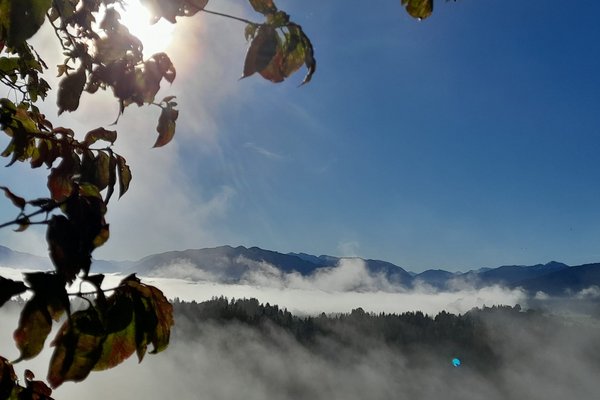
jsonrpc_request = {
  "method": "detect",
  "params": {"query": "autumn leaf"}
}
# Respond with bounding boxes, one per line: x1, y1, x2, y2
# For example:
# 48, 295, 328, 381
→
0, 356, 20, 399
120, 275, 174, 359
245, 23, 258, 41
23, 272, 70, 312
93, 151, 111, 191
242, 25, 278, 79
47, 153, 79, 202
46, 215, 83, 283
57, 67, 86, 115
0, 276, 27, 307
47, 166, 73, 202
0, 186, 25, 210
92, 224, 110, 248
248, 0, 277, 15
93, 296, 136, 371
83, 128, 117, 146
115, 155, 131, 198
13, 297, 62, 361
184, 0, 209, 16
254, 24, 316, 85
401, 0, 433, 20
23, 369, 54, 400
15, 276, 68, 360
47, 308, 105, 388
104, 153, 117, 203
153, 104, 178, 148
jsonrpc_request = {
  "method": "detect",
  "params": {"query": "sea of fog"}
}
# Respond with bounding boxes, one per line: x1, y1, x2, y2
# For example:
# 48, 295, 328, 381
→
1, 260, 529, 316
2, 262, 600, 400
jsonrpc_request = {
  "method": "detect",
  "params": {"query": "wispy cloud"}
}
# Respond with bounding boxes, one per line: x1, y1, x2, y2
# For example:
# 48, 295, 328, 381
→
244, 142, 284, 160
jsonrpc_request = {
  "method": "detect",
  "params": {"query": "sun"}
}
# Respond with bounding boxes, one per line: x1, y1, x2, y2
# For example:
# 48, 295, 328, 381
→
117, 0, 175, 57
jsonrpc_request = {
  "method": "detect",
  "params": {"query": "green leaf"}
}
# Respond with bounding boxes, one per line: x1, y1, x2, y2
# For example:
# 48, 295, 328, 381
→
13, 297, 54, 361
248, 0, 277, 15
153, 105, 178, 148
0, 57, 19, 72
47, 308, 105, 388
242, 25, 278, 79
401, 0, 433, 20
0, 186, 26, 209
0, 276, 27, 307
0, 0, 53, 48
57, 67, 86, 114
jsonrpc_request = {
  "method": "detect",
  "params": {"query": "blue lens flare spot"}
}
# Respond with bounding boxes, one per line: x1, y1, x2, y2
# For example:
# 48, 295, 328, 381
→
452, 358, 461, 367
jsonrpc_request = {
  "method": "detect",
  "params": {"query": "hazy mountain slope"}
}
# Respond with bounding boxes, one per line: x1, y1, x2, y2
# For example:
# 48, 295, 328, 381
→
516, 263, 600, 296
2, 244, 599, 295
414, 270, 457, 289
130, 245, 323, 281
477, 261, 569, 286
0, 245, 51, 270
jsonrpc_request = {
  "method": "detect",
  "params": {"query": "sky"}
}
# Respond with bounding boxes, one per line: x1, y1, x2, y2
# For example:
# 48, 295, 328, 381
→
1, 0, 600, 272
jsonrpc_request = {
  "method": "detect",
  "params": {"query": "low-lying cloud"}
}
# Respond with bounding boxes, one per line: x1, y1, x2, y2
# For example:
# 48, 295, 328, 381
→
2, 297, 599, 400
113, 258, 528, 315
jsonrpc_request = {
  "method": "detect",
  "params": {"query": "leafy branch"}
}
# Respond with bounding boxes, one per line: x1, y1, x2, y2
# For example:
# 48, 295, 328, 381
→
0, 0, 442, 397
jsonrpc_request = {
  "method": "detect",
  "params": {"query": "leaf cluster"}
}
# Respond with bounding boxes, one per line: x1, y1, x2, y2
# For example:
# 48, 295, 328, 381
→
0, 359, 54, 400
1, 273, 173, 390
242, 1, 315, 85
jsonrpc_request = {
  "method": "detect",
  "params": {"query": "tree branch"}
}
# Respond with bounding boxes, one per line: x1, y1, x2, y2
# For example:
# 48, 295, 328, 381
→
201, 8, 259, 25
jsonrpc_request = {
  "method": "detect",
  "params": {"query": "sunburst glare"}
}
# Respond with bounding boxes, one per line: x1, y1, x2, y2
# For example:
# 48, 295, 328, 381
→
118, 0, 175, 56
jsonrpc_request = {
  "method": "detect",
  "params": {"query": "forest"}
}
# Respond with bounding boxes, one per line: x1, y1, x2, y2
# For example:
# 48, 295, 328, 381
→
2, 295, 600, 399
172, 297, 598, 377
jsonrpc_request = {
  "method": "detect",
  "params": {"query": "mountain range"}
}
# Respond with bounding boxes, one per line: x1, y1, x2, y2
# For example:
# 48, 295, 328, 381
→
1, 244, 599, 296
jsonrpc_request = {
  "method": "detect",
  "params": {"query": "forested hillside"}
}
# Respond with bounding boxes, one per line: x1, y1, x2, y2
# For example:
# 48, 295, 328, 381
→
172, 297, 590, 375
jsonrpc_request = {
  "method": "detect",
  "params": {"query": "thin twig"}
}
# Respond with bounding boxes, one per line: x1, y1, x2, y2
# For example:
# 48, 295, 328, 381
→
0, 203, 59, 229
202, 8, 258, 25
71, 285, 125, 297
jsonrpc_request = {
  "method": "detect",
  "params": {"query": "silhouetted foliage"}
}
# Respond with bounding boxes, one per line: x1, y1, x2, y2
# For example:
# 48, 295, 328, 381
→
0, 0, 454, 397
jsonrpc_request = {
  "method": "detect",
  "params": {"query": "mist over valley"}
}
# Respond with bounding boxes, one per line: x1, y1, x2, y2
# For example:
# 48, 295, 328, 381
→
1, 245, 600, 399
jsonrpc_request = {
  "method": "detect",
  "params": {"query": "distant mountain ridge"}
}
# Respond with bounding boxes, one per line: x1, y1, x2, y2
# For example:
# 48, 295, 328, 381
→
1, 244, 599, 295
0, 245, 52, 270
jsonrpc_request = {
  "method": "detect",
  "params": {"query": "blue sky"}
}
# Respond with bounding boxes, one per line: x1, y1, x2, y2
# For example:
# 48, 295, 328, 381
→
1, 0, 600, 271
